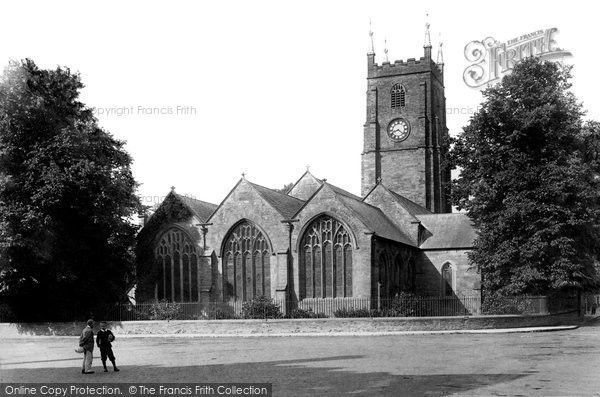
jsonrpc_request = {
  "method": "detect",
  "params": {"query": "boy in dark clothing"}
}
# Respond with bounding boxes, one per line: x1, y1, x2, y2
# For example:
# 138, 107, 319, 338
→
96, 321, 119, 372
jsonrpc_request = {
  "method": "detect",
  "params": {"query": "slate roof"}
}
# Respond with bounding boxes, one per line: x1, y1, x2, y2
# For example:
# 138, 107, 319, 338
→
387, 189, 433, 215
175, 193, 218, 222
249, 181, 306, 220
327, 183, 363, 201
339, 196, 415, 246
416, 213, 477, 249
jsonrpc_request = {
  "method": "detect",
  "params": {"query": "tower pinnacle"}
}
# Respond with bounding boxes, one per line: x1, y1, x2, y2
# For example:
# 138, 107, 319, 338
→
437, 33, 444, 74
368, 19, 375, 55
424, 13, 432, 48
384, 38, 389, 63
424, 13, 432, 59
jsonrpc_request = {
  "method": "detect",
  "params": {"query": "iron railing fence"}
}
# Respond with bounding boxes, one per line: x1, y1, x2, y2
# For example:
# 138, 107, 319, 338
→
479, 295, 579, 315
105, 300, 281, 321
583, 294, 600, 315
296, 296, 483, 317
0, 294, 583, 322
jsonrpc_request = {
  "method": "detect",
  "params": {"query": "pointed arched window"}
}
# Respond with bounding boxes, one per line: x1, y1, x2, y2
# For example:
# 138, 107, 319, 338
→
391, 84, 406, 108
441, 262, 455, 297
155, 228, 199, 302
222, 221, 271, 301
300, 215, 353, 299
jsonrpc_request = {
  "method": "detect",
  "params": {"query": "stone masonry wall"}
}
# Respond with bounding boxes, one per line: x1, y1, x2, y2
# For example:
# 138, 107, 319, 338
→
205, 179, 290, 301
290, 186, 374, 301
419, 249, 480, 297
0, 311, 580, 337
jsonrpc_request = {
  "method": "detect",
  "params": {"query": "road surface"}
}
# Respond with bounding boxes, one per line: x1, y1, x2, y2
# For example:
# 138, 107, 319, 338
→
2, 322, 599, 396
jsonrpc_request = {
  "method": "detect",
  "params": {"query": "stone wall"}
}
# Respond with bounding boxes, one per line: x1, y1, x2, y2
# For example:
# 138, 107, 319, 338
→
205, 179, 290, 301
362, 52, 448, 212
419, 249, 480, 297
0, 311, 580, 337
290, 186, 374, 301
372, 237, 418, 299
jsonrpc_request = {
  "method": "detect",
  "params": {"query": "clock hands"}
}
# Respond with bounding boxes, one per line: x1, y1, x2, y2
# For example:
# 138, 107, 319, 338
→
387, 118, 410, 141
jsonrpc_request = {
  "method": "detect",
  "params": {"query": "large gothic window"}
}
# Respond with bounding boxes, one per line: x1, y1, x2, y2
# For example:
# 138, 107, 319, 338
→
223, 222, 271, 301
155, 229, 199, 302
391, 84, 406, 108
300, 216, 353, 299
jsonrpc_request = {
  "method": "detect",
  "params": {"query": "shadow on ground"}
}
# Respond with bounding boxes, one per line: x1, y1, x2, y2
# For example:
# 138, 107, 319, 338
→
581, 316, 600, 327
1, 355, 526, 396
8, 322, 125, 336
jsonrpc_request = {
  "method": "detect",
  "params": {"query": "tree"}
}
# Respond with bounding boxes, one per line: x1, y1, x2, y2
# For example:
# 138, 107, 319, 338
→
0, 59, 141, 320
274, 182, 294, 194
450, 58, 600, 297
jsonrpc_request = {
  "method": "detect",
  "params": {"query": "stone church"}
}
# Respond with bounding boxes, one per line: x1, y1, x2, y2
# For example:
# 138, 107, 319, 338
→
135, 29, 479, 311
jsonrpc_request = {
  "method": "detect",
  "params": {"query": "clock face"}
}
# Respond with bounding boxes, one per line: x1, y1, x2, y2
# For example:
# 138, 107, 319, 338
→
387, 118, 410, 141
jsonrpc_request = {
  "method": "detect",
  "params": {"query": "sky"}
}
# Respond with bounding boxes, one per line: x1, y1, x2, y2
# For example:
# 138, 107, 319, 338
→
0, 0, 597, 210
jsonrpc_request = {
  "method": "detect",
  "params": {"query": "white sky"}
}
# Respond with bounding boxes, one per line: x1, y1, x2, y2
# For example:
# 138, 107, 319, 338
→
1, 0, 597, 208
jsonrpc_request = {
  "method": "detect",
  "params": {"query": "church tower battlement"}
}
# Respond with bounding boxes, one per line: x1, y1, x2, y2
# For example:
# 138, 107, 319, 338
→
361, 20, 450, 213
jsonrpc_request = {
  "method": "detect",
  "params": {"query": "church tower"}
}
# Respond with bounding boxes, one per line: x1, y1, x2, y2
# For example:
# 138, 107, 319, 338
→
361, 21, 451, 213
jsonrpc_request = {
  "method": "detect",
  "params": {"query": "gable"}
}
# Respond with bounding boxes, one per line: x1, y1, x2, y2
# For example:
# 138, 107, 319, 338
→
176, 194, 218, 222
204, 179, 294, 256
295, 183, 414, 246
288, 171, 323, 200
363, 184, 426, 244
208, 179, 299, 225
137, 192, 203, 245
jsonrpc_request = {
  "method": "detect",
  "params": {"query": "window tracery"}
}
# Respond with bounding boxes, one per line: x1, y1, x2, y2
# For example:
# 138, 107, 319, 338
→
300, 216, 353, 299
223, 222, 271, 301
155, 228, 199, 302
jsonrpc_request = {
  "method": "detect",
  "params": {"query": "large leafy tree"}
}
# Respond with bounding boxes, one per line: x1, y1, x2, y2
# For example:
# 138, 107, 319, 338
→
0, 59, 140, 320
450, 58, 600, 296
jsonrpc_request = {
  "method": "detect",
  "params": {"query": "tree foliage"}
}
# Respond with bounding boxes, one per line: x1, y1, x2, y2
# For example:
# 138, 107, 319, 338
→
450, 58, 600, 296
0, 59, 141, 320
274, 182, 294, 194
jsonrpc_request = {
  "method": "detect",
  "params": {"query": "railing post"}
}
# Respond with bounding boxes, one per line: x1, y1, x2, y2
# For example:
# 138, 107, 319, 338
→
540, 296, 548, 314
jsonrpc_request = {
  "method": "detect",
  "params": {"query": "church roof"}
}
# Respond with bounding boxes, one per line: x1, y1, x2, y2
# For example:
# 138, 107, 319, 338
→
327, 183, 363, 201
337, 194, 415, 246
416, 213, 476, 249
386, 188, 432, 215
289, 179, 413, 245
248, 181, 305, 220
288, 171, 363, 202
174, 193, 218, 222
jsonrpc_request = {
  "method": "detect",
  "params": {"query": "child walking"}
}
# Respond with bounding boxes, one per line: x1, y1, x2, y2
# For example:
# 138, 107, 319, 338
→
96, 321, 120, 372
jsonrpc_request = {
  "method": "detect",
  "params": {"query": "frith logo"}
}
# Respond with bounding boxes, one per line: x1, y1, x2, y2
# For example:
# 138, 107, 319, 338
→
463, 28, 572, 88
